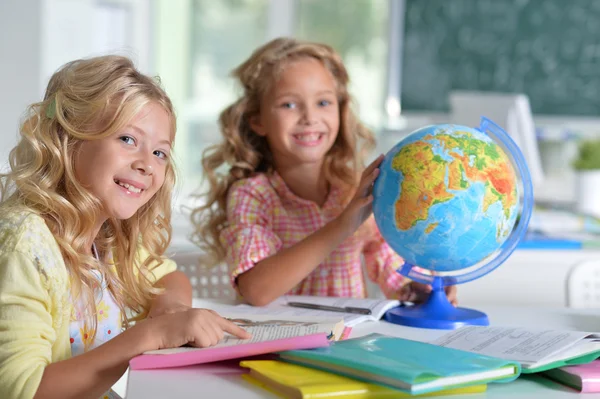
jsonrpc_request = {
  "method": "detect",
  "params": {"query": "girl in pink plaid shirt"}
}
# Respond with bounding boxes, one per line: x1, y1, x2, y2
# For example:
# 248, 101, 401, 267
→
192, 38, 457, 306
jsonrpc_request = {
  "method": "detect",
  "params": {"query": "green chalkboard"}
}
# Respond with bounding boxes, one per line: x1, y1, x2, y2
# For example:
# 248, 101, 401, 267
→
401, 0, 600, 116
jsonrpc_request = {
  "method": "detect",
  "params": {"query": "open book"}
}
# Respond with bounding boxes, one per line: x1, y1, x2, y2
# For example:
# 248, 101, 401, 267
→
432, 326, 600, 373
205, 295, 401, 328
129, 318, 345, 370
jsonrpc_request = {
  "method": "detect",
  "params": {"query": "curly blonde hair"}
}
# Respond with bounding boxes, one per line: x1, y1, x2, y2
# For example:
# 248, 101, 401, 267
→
0, 55, 177, 343
191, 37, 375, 267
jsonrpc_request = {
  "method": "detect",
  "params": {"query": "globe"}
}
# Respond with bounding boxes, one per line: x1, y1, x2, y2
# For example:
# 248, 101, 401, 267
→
373, 117, 533, 329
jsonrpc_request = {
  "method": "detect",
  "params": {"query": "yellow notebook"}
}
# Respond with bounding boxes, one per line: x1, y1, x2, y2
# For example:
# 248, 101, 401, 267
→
240, 360, 487, 398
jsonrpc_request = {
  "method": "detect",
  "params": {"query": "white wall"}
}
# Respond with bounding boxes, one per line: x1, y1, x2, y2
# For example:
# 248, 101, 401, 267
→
0, 0, 43, 167
0, 0, 151, 169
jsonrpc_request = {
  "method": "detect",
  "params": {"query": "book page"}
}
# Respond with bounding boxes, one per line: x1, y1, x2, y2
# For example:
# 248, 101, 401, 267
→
432, 326, 598, 363
280, 295, 401, 319
202, 302, 367, 326
144, 320, 341, 355
208, 296, 399, 327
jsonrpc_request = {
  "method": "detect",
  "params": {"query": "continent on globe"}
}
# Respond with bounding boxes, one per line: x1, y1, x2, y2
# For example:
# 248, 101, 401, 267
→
392, 128, 517, 238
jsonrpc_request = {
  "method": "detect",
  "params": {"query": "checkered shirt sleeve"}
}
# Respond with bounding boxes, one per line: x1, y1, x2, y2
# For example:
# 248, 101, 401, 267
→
220, 181, 282, 290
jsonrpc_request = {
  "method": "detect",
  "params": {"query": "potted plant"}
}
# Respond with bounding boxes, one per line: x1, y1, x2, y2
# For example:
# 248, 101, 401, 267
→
573, 140, 600, 217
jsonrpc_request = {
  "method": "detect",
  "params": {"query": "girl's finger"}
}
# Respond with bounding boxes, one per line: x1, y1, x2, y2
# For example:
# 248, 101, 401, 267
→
191, 325, 215, 348
220, 318, 252, 339
367, 167, 380, 184
407, 292, 420, 303
208, 322, 225, 344
364, 154, 384, 175
350, 194, 373, 212
398, 283, 412, 301
357, 168, 380, 197
201, 322, 221, 346
445, 285, 458, 303
411, 281, 432, 293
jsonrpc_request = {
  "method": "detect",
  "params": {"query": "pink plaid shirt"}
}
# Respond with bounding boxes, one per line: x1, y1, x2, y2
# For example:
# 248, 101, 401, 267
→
220, 172, 406, 298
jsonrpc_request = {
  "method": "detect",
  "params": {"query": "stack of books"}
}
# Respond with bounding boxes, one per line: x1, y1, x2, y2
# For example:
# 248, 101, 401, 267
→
241, 359, 488, 398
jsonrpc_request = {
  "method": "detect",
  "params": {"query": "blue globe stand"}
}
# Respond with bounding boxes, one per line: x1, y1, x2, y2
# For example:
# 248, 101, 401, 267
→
384, 276, 489, 329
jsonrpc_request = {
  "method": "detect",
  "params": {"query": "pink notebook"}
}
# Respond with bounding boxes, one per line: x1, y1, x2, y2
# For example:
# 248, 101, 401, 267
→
130, 333, 330, 370
544, 361, 600, 393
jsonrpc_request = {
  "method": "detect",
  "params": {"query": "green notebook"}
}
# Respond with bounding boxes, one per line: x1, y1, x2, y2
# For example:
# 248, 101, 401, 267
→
432, 326, 600, 373
279, 333, 520, 396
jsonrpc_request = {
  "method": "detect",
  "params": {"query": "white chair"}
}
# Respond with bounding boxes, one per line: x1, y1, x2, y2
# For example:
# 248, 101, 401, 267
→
172, 252, 387, 300
566, 260, 600, 308
170, 251, 236, 300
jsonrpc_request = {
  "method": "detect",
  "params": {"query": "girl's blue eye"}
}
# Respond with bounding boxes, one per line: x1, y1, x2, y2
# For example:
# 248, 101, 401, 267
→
120, 136, 135, 145
154, 150, 168, 160
319, 100, 332, 107
282, 102, 296, 109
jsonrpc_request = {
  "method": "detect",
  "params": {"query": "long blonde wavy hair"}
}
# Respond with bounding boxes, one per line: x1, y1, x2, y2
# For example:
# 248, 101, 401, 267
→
191, 37, 375, 267
0, 55, 177, 342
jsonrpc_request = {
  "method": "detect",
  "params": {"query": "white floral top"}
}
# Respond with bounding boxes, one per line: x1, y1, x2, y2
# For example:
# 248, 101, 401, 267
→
70, 265, 123, 399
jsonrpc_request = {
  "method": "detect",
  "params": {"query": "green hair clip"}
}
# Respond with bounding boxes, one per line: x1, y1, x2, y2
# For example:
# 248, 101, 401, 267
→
45, 97, 56, 119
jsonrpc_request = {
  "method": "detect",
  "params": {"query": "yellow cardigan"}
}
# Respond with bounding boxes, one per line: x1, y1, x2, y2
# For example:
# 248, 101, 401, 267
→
0, 209, 176, 399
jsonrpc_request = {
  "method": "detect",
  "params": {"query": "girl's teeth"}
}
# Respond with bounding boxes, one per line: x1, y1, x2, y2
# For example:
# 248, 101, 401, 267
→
295, 133, 321, 141
116, 180, 142, 193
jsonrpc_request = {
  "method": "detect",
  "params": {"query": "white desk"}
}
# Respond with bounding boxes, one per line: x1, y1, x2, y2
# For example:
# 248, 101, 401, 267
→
126, 302, 600, 398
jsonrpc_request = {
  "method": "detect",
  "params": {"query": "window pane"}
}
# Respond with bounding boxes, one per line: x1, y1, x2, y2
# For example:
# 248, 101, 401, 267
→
185, 0, 268, 185
295, 0, 388, 130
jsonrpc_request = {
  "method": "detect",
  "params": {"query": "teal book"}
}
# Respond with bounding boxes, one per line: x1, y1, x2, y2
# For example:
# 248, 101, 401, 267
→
278, 333, 520, 396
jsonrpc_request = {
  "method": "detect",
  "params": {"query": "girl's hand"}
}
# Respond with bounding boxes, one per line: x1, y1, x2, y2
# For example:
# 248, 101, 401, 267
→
336, 154, 384, 234
398, 281, 458, 306
143, 308, 252, 350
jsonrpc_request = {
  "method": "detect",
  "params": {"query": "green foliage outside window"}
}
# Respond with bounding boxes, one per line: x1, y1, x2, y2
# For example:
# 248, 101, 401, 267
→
573, 140, 600, 170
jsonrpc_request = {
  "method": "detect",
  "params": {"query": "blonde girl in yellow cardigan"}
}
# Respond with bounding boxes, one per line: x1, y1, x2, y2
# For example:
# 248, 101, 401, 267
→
0, 55, 249, 399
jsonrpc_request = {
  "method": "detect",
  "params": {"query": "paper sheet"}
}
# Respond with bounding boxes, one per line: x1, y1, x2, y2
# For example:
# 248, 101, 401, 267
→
432, 326, 600, 363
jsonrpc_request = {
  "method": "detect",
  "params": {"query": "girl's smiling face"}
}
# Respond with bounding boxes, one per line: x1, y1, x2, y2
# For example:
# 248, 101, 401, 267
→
74, 102, 172, 221
250, 57, 340, 169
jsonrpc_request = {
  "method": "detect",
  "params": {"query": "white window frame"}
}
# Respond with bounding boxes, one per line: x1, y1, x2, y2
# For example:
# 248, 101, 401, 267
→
383, 0, 406, 130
